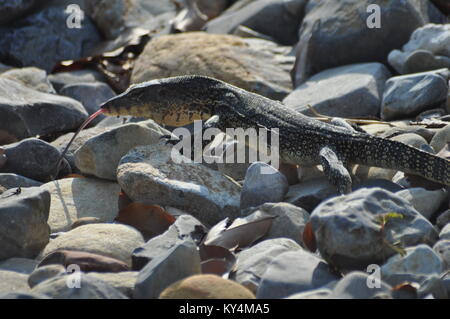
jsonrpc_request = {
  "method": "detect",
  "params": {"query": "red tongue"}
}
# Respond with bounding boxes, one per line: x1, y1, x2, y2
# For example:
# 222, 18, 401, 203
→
53, 108, 106, 180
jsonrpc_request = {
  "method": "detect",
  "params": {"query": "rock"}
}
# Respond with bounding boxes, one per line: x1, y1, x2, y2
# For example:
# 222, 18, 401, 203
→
205, 0, 307, 45
0, 6, 101, 72
85, 0, 176, 39
256, 249, 339, 298
51, 126, 111, 172
41, 177, 121, 233
352, 179, 404, 193
134, 238, 201, 299
159, 274, 255, 299
433, 240, 450, 271
245, 203, 309, 246
31, 274, 128, 299
388, 24, 450, 74
38, 224, 144, 267
284, 178, 336, 212
230, 238, 302, 293
74, 120, 171, 180
284, 63, 391, 118
0, 187, 50, 261
132, 215, 207, 270
287, 287, 333, 299
1, 67, 55, 93
310, 188, 438, 270
293, 0, 444, 85
240, 162, 289, 210
395, 188, 448, 220
1, 138, 70, 182
59, 82, 115, 124
328, 272, 392, 299
381, 70, 449, 120
390, 133, 431, 150
0, 258, 38, 274
0, 292, 48, 299
70, 217, 103, 230
48, 69, 107, 93
381, 126, 436, 143
0, 78, 88, 145
436, 209, 450, 230
88, 271, 138, 298
131, 32, 294, 100
440, 224, 450, 240
38, 250, 129, 273
0, 270, 30, 295
117, 143, 242, 226
380, 244, 444, 286
430, 124, 450, 153
28, 265, 66, 288
0, 173, 42, 189
0, 1, 42, 24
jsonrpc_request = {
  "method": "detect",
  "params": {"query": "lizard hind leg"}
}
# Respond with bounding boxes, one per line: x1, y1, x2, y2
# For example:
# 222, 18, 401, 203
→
319, 146, 353, 195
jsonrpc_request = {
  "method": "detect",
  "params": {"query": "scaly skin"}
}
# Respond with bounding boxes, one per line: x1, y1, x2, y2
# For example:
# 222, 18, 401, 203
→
100, 75, 450, 191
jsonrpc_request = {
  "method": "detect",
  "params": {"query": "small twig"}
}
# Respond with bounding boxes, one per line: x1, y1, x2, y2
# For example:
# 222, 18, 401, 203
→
306, 104, 395, 126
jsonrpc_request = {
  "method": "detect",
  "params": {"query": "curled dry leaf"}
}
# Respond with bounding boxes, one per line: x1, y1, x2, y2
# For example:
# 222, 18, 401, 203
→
199, 244, 236, 278
203, 214, 275, 250
38, 250, 129, 273
115, 202, 176, 240
302, 221, 317, 252
118, 191, 133, 211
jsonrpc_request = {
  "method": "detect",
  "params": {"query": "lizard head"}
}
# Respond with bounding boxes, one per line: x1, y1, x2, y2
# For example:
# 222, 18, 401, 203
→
100, 75, 228, 126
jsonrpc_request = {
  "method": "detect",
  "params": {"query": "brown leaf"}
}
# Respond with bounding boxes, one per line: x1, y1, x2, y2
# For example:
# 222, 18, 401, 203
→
199, 244, 236, 277
38, 250, 129, 273
118, 191, 133, 211
302, 221, 317, 252
203, 215, 275, 250
62, 174, 85, 179
115, 202, 175, 240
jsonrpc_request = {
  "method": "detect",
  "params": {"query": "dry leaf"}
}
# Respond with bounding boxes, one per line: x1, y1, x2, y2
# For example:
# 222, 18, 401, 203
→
118, 191, 133, 211
302, 222, 317, 252
115, 202, 175, 240
199, 244, 236, 277
62, 174, 85, 179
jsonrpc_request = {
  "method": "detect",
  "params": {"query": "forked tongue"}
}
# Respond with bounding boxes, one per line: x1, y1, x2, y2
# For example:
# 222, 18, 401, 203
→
53, 108, 106, 180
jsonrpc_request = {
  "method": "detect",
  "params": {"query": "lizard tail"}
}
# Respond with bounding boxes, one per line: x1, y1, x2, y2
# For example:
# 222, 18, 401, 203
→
354, 135, 450, 186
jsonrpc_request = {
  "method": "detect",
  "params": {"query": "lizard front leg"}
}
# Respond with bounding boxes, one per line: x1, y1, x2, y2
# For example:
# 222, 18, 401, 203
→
319, 146, 353, 194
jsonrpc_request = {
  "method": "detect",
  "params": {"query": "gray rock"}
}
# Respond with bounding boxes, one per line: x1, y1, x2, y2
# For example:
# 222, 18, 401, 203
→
0, 0, 41, 25
31, 273, 128, 299
0, 6, 101, 72
352, 179, 404, 193
328, 272, 392, 299
430, 124, 450, 153
88, 271, 138, 298
240, 162, 289, 210
0, 173, 42, 190
395, 188, 448, 220
433, 240, 450, 271
132, 215, 207, 270
205, 0, 307, 45
0, 187, 50, 261
256, 249, 339, 298
133, 238, 201, 299
1, 138, 70, 182
381, 70, 448, 120
0, 78, 88, 145
440, 224, 450, 240
310, 188, 439, 270
0, 270, 30, 295
436, 209, 450, 230
380, 244, 444, 286
59, 82, 115, 124
284, 63, 391, 118
0, 292, 49, 299
131, 32, 294, 100
245, 203, 309, 246
388, 24, 450, 74
75, 121, 171, 180
417, 275, 448, 299
230, 238, 302, 293
48, 69, 107, 92
284, 178, 336, 212
28, 265, 66, 288
0, 258, 38, 275
1, 67, 55, 93
41, 177, 121, 233
117, 143, 242, 226
293, 0, 444, 85
38, 224, 144, 268
286, 287, 333, 299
